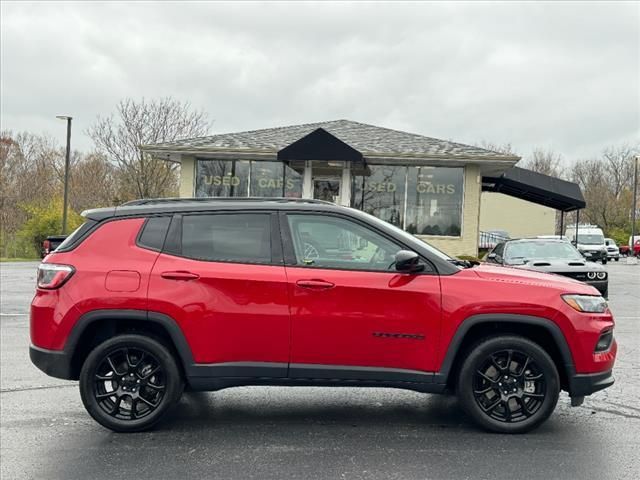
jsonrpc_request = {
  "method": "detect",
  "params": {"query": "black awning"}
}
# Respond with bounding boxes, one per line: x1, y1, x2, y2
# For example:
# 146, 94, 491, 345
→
277, 127, 364, 163
482, 167, 586, 212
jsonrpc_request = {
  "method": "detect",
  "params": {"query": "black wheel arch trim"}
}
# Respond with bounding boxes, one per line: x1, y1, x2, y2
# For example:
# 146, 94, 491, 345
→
61, 309, 196, 377
433, 313, 576, 385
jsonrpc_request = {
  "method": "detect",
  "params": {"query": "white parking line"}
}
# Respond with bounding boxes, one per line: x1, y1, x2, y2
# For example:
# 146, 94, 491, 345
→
0, 313, 28, 316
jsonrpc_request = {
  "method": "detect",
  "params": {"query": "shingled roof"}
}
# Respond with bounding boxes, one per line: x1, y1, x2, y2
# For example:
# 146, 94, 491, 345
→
141, 119, 520, 162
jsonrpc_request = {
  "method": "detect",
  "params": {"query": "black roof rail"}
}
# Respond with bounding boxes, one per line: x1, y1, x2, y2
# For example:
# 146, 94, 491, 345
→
121, 197, 334, 206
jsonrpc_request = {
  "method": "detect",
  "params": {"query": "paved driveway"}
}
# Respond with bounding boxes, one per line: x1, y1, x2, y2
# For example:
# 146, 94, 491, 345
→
1, 260, 639, 479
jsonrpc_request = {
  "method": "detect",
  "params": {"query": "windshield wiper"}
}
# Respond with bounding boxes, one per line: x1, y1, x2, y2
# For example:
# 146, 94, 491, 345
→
448, 258, 478, 268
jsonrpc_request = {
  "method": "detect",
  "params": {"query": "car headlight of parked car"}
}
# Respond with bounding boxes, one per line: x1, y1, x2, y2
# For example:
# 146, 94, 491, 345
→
562, 294, 608, 313
587, 272, 596, 280
596, 272, 607, 280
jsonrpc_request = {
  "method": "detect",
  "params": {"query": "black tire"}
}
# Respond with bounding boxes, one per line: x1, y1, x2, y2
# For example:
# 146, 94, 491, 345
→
614, 257, 619, 262
602, 258, 607, 264
79, 334, 184, 432
456, 335, 560, 434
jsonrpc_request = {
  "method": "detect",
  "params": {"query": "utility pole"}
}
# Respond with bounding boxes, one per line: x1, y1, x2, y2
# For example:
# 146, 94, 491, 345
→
56, 116, 72, 234
631, 155, 639, 261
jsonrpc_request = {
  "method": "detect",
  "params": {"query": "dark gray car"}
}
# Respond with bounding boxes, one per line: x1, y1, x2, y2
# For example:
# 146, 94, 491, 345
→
486, 238, 608, 297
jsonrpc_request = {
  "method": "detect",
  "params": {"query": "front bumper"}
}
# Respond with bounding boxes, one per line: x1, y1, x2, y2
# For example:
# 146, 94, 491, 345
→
581, 250, 606, 261
586, 279, 608, 297
30, 344, 75, 380
568, 370, 614, 397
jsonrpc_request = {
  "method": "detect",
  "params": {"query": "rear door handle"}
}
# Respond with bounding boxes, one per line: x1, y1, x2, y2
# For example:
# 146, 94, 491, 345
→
296, 279, 335, 290
161, 271, 200, 281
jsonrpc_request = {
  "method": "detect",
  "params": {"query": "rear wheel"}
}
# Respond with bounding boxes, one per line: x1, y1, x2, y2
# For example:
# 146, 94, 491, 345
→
79, 334, 183, 432
457, 335, 559, 434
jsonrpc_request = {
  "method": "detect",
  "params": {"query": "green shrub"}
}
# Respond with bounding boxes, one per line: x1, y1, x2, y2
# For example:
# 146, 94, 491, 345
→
16, 199, 83, 257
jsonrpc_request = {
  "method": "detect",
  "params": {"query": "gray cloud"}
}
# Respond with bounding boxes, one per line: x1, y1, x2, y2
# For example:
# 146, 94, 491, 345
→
1, 1, 638, 161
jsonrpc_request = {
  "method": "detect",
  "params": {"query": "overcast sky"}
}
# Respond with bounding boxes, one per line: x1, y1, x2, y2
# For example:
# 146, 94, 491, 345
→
1, 1, 638, 162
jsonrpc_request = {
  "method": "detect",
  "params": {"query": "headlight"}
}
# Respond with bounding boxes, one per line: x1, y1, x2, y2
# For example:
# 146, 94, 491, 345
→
562, 294, 608, 313
596, 271, 607, 280
587, 272, 596, 280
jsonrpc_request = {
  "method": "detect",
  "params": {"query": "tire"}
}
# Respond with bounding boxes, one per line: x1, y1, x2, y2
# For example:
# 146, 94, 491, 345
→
614, 257, 619, 262
602, 258, 607, 265
456, 335, 560, 434
79, 334, 184, 432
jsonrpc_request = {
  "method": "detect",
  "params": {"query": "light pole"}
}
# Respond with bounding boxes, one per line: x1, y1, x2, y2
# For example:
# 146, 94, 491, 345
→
56, 115, 72, 234
631, 155, 639, 258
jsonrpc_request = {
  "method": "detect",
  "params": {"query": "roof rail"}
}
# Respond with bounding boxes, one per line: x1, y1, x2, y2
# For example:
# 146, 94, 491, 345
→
121, 197, 334, 206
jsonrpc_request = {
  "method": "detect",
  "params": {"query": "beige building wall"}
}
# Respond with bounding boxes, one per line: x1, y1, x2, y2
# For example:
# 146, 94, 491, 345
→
179, 156, 196, 198
479, 192, 556, 239
418, 165, 481, 257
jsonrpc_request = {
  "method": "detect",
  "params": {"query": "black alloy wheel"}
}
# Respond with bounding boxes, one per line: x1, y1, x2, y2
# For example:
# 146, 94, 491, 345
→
80, 334, 183, 432
472, 349, 546, 423
457, 335, 560, 434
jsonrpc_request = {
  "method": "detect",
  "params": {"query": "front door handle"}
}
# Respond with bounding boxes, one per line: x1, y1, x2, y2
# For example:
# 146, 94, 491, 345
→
161, 271, 200, 281
296, 279, 335, 290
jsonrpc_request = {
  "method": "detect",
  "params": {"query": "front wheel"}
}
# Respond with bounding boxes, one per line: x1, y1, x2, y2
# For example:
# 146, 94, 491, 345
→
457, 335, 560, 434
79, 334, 184, 432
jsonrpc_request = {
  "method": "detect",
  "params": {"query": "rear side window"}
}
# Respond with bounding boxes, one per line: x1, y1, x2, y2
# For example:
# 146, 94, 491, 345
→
138, 216, 171, 251
56, 220, 98, 252
181, 213, 272, 263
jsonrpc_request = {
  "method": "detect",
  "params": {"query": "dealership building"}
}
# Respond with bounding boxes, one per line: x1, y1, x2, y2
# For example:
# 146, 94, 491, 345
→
142, 119, 584, 256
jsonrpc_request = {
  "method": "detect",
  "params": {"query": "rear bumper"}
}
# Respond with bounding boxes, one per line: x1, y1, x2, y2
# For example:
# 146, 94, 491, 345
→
568, 370, 614, 397
29, 344, 74, 380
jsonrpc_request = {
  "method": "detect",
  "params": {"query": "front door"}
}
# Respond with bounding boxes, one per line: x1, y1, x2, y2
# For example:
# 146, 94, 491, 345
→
281, 212, 442, 380
147, 212, 290, 376
313, 178, 341, 203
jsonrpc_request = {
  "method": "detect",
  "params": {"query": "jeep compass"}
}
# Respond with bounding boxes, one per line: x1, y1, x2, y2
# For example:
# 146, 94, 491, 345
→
30, 198, 616, 433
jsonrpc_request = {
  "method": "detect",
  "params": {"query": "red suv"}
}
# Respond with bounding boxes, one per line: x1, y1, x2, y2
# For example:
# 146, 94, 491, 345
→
30, 198, 616, 433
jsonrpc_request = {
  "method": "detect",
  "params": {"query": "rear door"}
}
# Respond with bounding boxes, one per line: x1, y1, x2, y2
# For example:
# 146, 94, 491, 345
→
280, 212, 442, 380
148, 211, 290, 376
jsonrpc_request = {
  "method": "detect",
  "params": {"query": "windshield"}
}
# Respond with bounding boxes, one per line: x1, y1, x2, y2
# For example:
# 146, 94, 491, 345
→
577, 234, 604, 245
504, 241, 583, 263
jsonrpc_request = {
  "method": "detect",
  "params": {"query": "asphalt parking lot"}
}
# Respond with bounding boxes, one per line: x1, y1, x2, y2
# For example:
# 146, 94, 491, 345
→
1, 260, 639, 480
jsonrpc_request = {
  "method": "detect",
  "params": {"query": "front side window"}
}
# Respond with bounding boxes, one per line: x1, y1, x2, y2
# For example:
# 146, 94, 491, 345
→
286, 214, 402, 271
181, 213, 272, 263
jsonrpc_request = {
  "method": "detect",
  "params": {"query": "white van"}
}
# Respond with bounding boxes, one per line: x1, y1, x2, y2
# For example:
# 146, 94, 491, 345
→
565, 224, 608, 263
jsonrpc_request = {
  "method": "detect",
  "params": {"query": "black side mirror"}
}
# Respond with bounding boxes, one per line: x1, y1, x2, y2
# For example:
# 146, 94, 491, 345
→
486, 252, 502, 264
395, 250, 424, 273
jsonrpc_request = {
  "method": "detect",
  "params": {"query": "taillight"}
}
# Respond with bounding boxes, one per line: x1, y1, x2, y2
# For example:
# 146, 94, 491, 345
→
37, 263, 75, 289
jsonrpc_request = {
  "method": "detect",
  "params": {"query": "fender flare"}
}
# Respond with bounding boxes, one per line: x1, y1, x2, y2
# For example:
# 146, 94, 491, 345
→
65, 309, 195, 372
433, 313, 576, 384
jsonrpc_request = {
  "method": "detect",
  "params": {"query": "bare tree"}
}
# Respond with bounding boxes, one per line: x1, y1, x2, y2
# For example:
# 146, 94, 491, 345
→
87, 97, 211, 199
601, 143, 638, 199
475, 140, 517, 156
519, 148, 564, 177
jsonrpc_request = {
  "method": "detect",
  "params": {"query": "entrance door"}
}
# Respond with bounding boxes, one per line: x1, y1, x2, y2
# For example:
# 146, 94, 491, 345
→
313, 178, 341, 203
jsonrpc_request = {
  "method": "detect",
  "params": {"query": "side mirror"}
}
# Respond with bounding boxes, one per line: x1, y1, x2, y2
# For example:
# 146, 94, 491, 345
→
395, 250, 425, 273
486, 252, 502, 264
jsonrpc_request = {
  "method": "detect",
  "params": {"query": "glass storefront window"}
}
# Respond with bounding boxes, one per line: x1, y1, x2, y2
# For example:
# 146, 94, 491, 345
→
196, 159, 302, 198
196, 159, 238, 197
351, 165, 406, 228
196, 159, 463, 237
405, 167, 463, 236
